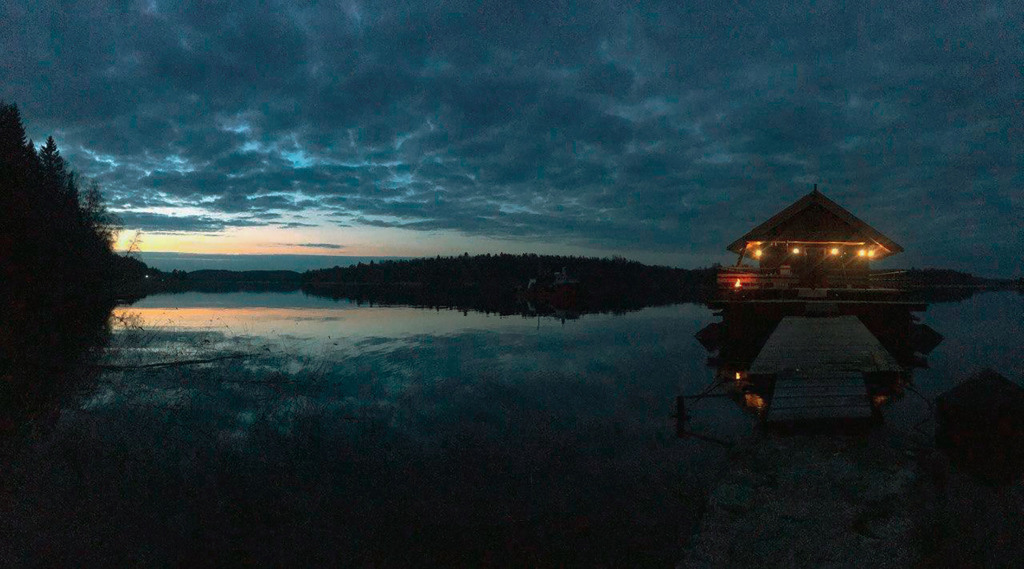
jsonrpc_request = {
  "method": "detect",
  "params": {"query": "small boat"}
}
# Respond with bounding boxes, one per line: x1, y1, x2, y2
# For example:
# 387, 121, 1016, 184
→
521, 267, 579, 309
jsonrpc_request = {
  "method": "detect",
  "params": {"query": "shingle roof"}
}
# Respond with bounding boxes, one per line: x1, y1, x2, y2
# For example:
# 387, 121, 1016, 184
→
727, 188, 904, 256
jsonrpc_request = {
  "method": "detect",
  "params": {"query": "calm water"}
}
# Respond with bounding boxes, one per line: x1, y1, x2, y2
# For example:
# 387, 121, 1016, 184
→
910, 292, 1024, 395
7, 291, 1022, 566
99, 292, 744, 566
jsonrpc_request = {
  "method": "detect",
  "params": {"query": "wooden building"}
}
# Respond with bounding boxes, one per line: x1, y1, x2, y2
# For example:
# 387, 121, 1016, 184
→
719, 187, 903, 291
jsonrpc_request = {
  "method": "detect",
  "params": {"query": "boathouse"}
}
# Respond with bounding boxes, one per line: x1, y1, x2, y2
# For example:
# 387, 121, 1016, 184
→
720, 187, 903, 290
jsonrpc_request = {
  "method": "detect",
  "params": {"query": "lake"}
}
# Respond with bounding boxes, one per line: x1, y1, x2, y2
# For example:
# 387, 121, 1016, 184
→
3, 291, 1021, 566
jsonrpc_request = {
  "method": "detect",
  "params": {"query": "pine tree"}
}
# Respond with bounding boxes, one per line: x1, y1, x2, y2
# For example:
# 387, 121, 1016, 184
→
2, 99, 129, 286
0, 103, 41, 270
40, 135, 82, 203
2, 100, 143, 422
38, 136, 67, 188
0, 103, 41, 196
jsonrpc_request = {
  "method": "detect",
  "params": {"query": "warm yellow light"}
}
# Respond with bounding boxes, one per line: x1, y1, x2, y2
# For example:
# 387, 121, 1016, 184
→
734, 279, 742, 289
735, 372, 742, 380
830, 247, 840, 255
754, 249, 763, 258
858, 249, 866, 257
792, 247, 800, 254
744, 393, 766, 411
867, 250, 876, 258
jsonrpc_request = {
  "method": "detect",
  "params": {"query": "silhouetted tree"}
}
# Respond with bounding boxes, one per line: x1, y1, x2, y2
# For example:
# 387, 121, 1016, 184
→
1, 101, 147, 427
82, 179, 119, 246
38, 137, 69, 192
303, 254, 717, 314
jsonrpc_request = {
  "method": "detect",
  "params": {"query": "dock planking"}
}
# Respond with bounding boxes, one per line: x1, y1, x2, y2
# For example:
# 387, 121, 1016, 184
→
749, 316, 901, 423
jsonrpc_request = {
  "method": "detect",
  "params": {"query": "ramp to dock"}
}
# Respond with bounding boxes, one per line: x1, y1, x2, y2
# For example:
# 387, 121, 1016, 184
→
749, 315, 902, 422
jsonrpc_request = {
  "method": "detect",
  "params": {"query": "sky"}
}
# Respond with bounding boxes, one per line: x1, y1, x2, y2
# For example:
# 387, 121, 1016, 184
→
2, 1, 1021, 276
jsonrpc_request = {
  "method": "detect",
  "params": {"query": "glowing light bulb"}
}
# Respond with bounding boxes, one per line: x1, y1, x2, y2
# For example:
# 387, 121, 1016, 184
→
792, 247, 800, 254
744, 393, 766, 411
858, 249, 866, 257
754, 249, 763, 258
867, 250, 876, 258
830, 248, 839, 255
734, 279, 742, 289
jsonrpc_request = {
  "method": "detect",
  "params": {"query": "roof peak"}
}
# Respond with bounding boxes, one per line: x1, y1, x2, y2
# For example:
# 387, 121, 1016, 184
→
726, 187, 904, 255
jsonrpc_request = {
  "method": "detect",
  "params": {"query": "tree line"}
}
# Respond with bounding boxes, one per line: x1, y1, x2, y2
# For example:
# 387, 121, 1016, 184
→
136, 255, 720, 314
304, 253, 718, 313
1, 101, 145, 428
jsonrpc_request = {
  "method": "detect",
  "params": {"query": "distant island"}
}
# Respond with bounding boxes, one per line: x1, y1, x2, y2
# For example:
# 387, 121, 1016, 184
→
894, 269, 1023, 302
122, 254, 718, 316
117, 255, 1022, 314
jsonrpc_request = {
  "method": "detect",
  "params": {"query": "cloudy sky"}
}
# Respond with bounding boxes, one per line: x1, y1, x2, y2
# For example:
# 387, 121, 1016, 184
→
3, 1, 1021, 275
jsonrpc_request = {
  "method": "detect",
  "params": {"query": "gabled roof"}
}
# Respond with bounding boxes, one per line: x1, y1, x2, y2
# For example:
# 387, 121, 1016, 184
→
727, 188, 904, 256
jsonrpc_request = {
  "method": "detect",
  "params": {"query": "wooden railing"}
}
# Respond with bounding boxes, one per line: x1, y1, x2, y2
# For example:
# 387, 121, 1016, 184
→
717, 267, 906, 291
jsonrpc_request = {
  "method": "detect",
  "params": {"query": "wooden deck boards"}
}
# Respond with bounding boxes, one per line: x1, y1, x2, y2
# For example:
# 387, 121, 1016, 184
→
768, 405, 874, 421
750, 316, 901, 375
749, 316, 900, 423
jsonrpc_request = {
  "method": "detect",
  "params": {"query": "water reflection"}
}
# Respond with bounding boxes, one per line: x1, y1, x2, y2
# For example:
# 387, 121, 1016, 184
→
119, 299, 565, 345
692, 289, 1024, 488
0, 293, 114, 434
695, 299, 944, 424
6, 293, 734, 567
2, 291, 1021, 566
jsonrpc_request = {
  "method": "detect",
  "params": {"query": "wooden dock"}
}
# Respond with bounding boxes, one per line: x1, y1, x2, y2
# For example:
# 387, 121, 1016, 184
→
749, 315, 902, 423
709, 299, 928, 311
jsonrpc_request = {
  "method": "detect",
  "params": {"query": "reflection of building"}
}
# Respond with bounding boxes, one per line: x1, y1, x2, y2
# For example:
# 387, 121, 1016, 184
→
718, 186, 904, 294
521, 267, 579, 311
697, 303, 942, 424
695, 186, 942, 425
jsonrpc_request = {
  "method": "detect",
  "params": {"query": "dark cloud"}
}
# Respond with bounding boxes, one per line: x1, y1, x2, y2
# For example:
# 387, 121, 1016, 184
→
117, 212, 267, 233
275, 221, 321, 229
2, 0, 1021, 275
289, 243, 344, 250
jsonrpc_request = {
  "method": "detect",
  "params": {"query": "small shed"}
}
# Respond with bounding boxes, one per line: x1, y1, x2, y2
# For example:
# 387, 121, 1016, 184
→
936, 369, 1024, 483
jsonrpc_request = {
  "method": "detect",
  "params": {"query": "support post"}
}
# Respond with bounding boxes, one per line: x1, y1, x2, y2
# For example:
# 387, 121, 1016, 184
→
735, 244, 746, 267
